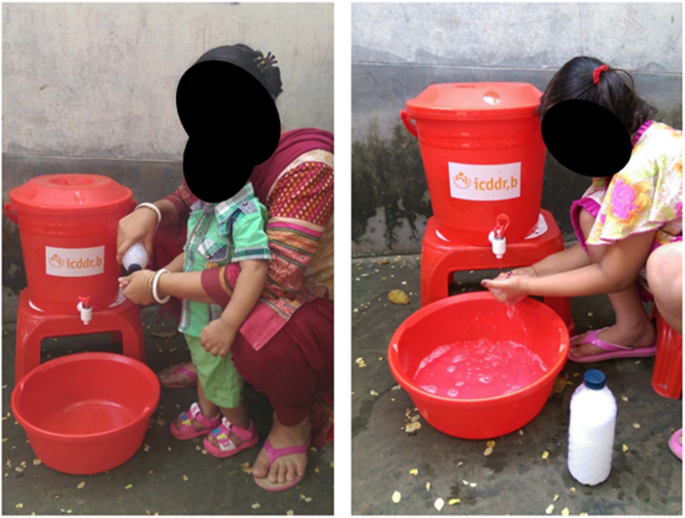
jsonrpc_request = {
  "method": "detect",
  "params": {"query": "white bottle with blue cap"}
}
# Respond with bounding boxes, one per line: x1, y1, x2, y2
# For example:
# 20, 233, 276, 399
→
122, 242, 149, 273
568, 369, 617, 485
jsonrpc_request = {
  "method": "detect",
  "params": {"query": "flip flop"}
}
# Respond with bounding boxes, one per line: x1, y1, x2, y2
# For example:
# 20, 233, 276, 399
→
669, 429, 682, 460
253, 438, 311, 492
203, 417, 259, 459
170, 402, 221, 440
158, 363, 198, 389
567, 327, 657, 364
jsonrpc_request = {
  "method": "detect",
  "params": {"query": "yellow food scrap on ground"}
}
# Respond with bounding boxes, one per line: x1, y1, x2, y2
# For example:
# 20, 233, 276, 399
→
392, 491, 401, 504
125, 484, 133, 490
330, 462, 334, 468
16, 504, 23, 509
286, 511, 294, 516
470, 483, 477, 488
426, 482, 431, 491
77, 481, 85, 489
633, 423, 640, 429
486, 440, 496, 448
484, 447, 494, 456
304, 497, 313, 503
621, 396, 628, 402
315, 467, 320, 473
156, 419, 165, 427
569, 487, 576, 493
542, 451, 550, 459
183, 475, 189, 481
554, 495, 559, 502
449, 499, 461, 505
519, 430, 524, 436
456, 461, 464, 468
622, 444, 629, 452
562, 507, 570, 516
370, 390, 379, 397
409, 469, 418, 476
434, 498, 445, 512
388, 290, 410, 305
579, 513, 589, 516
545, 504, 554, 514
251, 503, 261, 509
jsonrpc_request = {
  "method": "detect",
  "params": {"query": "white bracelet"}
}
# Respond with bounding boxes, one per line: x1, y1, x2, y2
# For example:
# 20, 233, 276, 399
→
135, 202, 162, 226
152, 269, 171, 304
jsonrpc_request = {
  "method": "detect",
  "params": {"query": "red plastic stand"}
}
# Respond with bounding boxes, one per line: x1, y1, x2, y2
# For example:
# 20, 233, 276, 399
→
14, 289, 145, 386
651, 311, 682, 399
421, 209, 576, 335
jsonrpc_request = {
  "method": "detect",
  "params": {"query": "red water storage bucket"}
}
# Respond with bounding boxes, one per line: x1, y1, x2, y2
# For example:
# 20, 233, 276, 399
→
401, 82, 546, 246
6, 174, 134, 313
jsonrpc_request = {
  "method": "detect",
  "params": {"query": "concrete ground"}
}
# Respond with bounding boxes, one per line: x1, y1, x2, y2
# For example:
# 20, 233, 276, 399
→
2, 309, 333, 515
352, 255, 682, 515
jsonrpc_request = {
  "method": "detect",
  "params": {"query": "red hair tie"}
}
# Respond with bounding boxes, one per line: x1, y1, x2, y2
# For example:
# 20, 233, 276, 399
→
593, 64, 609, 85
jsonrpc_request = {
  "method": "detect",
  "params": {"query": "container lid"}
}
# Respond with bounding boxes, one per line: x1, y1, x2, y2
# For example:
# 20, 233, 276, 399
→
584, 369, 606, 390
405, 82, 543, 121
9, 174, 133, 215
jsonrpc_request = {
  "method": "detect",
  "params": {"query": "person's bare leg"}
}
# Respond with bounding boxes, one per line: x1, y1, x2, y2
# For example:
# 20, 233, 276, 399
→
570, 209, 655, 358
159, 362, 197, 386
173, 380, 219, 432
647, 242, 682, 334
252, 413, 311, 484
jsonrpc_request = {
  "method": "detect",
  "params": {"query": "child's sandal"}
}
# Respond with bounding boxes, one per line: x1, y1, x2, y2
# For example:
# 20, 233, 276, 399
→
203, 417, 259, 458
170, 402, 222, 440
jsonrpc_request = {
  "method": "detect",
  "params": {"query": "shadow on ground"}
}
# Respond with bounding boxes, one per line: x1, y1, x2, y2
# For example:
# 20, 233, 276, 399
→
352, 255, 682, 515
2, 309, 333, 515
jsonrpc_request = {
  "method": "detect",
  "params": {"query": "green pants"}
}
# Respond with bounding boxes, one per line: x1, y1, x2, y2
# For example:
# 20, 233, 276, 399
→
185, 334, 244, 409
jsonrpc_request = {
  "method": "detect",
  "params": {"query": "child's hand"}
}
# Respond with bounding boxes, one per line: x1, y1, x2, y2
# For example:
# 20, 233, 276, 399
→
481, 276, 527, 304
494, 266, 537, 281
200, 319, 237, 358
118, 270, 155, 305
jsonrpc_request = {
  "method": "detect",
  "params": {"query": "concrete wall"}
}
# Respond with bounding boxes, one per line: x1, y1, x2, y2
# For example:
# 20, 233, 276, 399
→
2, 3, 333, 321
352, 3, 682, 256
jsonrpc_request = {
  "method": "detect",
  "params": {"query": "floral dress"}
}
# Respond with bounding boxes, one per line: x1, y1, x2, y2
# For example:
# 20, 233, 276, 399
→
570, 121, 682, 293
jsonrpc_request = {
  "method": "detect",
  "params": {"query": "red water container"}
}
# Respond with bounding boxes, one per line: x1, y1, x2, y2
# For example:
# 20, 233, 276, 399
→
12, 353, 159, 475
401, 82, 546, 245
6, 175, 134, 313
388, 292, 570, 439
651, 312, 682, 399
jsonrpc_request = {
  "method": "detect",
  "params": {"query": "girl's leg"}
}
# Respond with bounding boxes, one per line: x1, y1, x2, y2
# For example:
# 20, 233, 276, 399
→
570, 209, 656, 358
647, 242, 683, 334
204, 401, 252, 448
232, 298, 333, 485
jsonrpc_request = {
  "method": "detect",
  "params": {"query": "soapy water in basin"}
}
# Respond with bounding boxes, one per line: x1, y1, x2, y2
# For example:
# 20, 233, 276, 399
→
413, 338, 548, 399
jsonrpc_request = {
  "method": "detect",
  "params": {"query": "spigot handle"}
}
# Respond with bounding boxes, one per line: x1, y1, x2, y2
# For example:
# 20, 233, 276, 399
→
78, 295, 91, 309
494, 214, 510, 238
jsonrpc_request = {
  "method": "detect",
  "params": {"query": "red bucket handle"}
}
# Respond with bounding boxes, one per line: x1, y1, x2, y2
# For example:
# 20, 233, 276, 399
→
400, 109, 418, 138
4, 202, 18, 224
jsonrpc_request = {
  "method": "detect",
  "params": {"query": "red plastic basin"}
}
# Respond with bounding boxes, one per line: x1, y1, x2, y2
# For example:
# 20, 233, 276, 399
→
12, 353, 160, 475
388, 292, 569, 439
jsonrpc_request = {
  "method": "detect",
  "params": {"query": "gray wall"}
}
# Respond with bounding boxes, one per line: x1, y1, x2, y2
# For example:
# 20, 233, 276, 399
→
352, 3, 682, 256
2, 3, 333, 320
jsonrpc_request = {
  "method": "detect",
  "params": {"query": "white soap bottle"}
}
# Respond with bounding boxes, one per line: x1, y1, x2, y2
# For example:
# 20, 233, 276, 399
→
568, 369, 617, 486
123, 242, 149, 273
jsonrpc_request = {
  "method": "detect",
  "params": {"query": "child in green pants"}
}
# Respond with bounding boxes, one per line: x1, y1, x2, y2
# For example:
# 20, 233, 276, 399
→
167, 182, 269, 458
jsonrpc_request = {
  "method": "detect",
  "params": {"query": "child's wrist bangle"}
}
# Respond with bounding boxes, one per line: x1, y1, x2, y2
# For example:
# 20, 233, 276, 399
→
152, 269, 171, 304
145, 272, 155, 300
530, 265, 539, 277
136, 203, 162, 226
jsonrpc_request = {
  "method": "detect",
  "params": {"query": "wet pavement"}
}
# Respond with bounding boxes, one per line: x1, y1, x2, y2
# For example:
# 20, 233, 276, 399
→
2, 308, 333, 515
352, 254, 682, 515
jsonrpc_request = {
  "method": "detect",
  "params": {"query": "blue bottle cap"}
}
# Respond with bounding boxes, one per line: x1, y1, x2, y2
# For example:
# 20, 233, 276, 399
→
584, 369, 606, 390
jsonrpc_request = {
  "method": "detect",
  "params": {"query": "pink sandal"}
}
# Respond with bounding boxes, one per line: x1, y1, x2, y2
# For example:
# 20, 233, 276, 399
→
254, 438, 311, 492
170, 403, 221, 440
669, 429, 682, 460
158, 364, 198, 389
567, 328, 657, 363
203, 417, 259, 458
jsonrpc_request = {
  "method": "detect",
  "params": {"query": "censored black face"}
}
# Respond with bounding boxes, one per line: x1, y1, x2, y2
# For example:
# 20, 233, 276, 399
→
176, 60, 281, 203
541, 99, 632, 178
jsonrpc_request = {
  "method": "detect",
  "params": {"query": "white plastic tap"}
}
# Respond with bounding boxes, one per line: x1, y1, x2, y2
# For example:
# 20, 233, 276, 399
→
77, 296, 92, 326
489, 214, 510, 259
